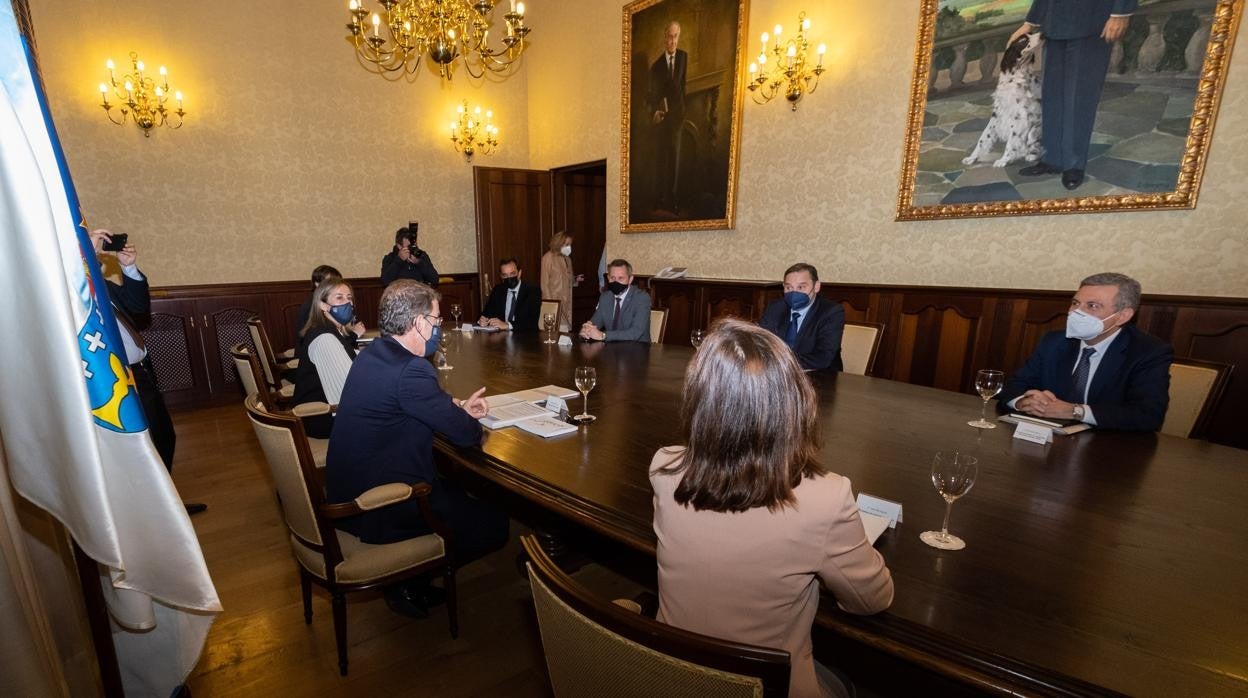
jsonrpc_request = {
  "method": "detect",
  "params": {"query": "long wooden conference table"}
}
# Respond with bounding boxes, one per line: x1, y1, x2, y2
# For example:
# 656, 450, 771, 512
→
427, 330, 1248, 697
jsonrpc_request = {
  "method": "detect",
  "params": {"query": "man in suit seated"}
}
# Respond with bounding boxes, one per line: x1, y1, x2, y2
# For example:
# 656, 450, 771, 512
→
997, 272, 1172, 431
478, 257, 541, 332
326, 280, 509, 616
760, 263, 845, 373
580, 259, 652, 343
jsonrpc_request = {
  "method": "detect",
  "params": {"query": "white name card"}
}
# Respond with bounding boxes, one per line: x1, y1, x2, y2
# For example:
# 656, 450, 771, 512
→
544, 395, 567, 414
557, 335, 573, 346
856, 493, 903, 529
1013, 421, 1053, 445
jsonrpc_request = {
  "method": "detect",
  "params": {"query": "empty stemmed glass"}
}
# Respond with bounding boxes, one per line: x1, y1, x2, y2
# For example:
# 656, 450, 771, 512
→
968, 369, 1005, 429
920, 450, 978, 551
450, 303, 462, 330
542, 313, 557, 344
690, 329, 705, 349
573, 366, 597, 423
435, 329, 453, 370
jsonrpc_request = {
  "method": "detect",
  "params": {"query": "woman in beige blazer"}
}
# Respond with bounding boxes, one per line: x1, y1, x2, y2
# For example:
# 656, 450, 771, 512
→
539, 231, 580, 330
650, 318, 894, 698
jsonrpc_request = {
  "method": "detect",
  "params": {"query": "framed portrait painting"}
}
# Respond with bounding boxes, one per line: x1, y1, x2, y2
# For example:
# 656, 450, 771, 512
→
621, 0, 748, 232
897, 0, 1243, 220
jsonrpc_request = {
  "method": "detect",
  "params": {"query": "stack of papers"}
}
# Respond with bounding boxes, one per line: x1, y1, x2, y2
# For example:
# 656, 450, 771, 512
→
998, 413, 1092, 435
479, 385, 581, 437
484, 385, 579, 409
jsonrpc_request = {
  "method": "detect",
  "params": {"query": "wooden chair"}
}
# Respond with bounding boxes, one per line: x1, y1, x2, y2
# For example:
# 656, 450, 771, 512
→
649, 308, 669, 344
1161, 357, 1233, 439
247, 316, 297, 400
521, 535, 790, 698
244, 394, 458, 675
233, 344, 331, 467
841, 321, 885, 376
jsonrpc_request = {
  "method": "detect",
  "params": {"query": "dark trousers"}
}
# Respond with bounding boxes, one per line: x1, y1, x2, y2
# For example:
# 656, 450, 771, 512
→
1041, 35, 1113, 171
374, 477, 510, 567
131, 358, 176, 472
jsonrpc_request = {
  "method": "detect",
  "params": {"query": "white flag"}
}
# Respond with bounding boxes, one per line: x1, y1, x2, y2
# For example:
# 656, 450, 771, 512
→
0, 7, 221, 696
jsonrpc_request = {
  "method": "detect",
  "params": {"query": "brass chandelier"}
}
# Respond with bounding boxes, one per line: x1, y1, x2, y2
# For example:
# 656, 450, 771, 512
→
98, 52, 186, 137
747, 11, 826, 111
450, 100, 499, 161
346, 0, 531, 80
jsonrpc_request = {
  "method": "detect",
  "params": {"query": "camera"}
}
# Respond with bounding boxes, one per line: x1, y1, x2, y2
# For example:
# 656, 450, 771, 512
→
101, 233, 129, 252
405, 221, 423, 258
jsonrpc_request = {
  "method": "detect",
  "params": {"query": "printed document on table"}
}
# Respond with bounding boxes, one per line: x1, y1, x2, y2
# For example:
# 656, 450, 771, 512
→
479, 401, 551, 429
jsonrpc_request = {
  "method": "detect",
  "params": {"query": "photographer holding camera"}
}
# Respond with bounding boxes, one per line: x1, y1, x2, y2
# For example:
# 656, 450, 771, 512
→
380, 223, 440, 287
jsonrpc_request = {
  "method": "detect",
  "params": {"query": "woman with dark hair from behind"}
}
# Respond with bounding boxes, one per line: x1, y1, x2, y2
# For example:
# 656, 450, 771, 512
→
650, 318, 894, 698
292, 278, 365, 438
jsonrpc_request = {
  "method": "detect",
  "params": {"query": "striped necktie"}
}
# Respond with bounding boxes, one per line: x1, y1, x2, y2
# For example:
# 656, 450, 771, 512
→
1072, 347, 1096, 402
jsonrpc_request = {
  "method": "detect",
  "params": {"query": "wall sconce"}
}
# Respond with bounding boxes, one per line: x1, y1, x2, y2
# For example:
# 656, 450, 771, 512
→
449, 100, 499, 161
98, 52, 186, 137
747, 11, 826, 111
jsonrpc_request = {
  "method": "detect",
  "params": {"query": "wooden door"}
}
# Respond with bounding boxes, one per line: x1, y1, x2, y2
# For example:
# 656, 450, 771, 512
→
473, 166, 552, 300
553, 161, 607, 325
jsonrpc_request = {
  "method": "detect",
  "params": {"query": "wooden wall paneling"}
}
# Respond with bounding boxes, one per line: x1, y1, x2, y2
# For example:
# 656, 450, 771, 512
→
141, 299, 210, 409
199, 295, 268, 400
1167, 305, 1248, 450
890, 294, 989, 392
552, 162, 607, 327
650, 280, 698, 345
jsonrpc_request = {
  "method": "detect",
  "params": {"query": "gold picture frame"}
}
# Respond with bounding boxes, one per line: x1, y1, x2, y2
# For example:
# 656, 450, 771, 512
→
897, 0, 1243, 221
620, 0, 748, 233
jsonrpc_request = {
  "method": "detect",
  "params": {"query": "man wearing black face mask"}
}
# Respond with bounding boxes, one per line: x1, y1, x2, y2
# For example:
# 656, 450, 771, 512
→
759, 263, 845, 373
581, 259, 652, 343
478, 257, 541, 332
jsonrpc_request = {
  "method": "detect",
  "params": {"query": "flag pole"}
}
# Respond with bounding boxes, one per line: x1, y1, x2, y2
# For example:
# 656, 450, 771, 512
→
71, 540, 125, 698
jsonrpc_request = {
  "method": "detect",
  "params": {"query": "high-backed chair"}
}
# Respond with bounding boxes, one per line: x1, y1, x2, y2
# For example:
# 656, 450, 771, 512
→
244, 395, 457, 675
233, 343, 330, 467
248, 317, 297, 399
841, 321, 885, 376
540, 299, 563, 331
522, 535, 790, 698
649, 308, 669, 344
1161, 357, 1233, 439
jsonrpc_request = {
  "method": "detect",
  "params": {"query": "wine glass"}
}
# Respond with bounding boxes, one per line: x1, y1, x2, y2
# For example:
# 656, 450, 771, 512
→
690, 329, 705, 349
435, 330, 453, 371
450, 303, 462, 330
967, 369, 1005, 429
920, 451, 978, 551
542, 313, 557, 344
573, 366, 597, 423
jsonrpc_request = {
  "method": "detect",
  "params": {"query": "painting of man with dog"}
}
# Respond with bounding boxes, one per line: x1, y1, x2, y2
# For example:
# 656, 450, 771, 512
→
898, 0, 1240, 219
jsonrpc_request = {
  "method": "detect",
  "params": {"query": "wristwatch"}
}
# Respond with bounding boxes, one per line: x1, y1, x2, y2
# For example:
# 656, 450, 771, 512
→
1072, 404, 1086, 421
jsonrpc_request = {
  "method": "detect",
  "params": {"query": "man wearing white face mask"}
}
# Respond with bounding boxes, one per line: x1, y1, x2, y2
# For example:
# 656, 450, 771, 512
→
997, 272, 1172, 431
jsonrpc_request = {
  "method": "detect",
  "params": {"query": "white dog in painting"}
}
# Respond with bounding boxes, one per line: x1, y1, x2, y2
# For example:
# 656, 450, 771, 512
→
962, 32, 1045, 168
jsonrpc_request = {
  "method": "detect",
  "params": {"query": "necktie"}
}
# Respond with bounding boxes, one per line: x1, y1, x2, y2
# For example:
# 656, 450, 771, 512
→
668, 55, 674, 76
1072, 347, 1096, 403
505, 289, 516, 323
784, 311, 800, 347
612, 296, 623, 331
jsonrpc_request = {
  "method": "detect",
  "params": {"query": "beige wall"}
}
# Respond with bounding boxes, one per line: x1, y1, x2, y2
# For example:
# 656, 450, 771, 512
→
27, 1, 1248, 296
526, 0, 1248, 297
27, 0, 532, 285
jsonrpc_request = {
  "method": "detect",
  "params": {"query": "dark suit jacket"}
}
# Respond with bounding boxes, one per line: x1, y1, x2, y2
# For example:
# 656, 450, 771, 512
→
107, 272, 150, 318
648, 49, 687, 125
1026, 0, 1137, 40
996, 324, 1172, 432
588, 287, 652, 343
759, 296, 845, 373
380, 250, 440, 286
325, 336, 483, 544
480, 280, 541, 332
